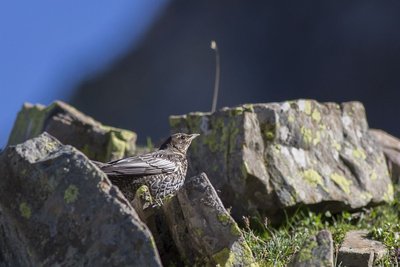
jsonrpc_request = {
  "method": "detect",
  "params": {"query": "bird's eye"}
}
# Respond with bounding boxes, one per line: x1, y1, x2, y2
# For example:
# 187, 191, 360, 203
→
180, 136, 186, 140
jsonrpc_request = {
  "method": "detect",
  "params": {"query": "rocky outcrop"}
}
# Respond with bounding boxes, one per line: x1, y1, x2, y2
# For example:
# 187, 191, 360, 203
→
337, 230, 387, 267
8, 101, 136, 162
170, 100, 394, 222
289, 230, 334, 267
0, 133, 161, 266
370, 129, 400, 184
133, 173, 257, 267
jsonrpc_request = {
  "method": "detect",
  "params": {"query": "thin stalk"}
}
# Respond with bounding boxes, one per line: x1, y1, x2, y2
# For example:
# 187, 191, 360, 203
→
210, 40, 220, 113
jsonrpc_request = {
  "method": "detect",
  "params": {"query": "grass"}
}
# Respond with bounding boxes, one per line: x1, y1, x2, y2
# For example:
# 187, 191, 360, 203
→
242, 186, 400, 266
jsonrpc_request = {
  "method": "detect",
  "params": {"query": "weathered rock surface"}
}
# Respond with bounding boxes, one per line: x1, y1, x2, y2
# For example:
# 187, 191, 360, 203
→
170, 100, 393, 221
337, 230, 387, 267
289, 230, 333, 267
0, 133, 161, 267
8, 101, 136, 162
133, 173, 256, 266
370, 129, 400, 184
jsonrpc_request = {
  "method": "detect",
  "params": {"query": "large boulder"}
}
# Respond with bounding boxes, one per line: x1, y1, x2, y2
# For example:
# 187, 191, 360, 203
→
0, 132, 161, 266
8, 101, 136, 162
170, 100, 394, 222
370, 129, 400, 184
133, 173, 257, 266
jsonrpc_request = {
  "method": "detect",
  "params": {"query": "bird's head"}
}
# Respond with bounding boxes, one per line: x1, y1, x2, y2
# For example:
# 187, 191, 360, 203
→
159, 133, 200, 154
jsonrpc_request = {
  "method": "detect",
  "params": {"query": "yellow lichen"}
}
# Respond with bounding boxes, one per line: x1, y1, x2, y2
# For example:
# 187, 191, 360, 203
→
330, 173, 352, 194
64, 184, 79, 204
332, 142, 341, 151
313, 131, 321, 145
19, 202, 31, 219
383, 183, 394, 202
301, 127, 313, 144
288, 115, 295, 123
311, 109, 321, 122
303, 169, 324, 188
370, 170, 378, 181
304, 101, 312, 115
352, 148, 367, 160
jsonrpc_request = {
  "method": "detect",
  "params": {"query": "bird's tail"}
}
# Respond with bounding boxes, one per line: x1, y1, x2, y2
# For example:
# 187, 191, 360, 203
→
91, 160, 108, 169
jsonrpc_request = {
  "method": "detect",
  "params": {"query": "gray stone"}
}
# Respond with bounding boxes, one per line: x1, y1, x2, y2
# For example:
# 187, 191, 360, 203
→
170, 100, 393, 222
132, 186, 182, 266
370, 128, 400, 184
133, 173, 257, 266
289, 230, 334, 267
337, 230, 387, 267
0, 132, 161, 267
8, 101, 136, 162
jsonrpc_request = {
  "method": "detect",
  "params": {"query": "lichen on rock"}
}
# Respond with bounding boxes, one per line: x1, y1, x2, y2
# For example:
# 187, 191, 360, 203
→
170, 99, 394, 223
8, 101, 137, 162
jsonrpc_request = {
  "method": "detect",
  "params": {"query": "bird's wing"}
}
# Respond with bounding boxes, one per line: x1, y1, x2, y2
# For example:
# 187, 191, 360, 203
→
99, 151, 178, 177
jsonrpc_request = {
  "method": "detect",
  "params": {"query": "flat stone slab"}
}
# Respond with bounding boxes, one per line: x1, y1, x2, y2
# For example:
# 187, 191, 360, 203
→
8, 101, 136, 162
170, 100, 393, 222
0, 133, 161, 266
289, 230, 334, 267
337, 230, 387, 267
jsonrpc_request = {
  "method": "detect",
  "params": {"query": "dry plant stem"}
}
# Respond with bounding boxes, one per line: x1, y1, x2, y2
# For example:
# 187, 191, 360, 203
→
211, 40, 220, 113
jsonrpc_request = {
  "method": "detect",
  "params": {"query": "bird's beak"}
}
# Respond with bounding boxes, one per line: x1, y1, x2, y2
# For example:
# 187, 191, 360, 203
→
189, 133, 200, 140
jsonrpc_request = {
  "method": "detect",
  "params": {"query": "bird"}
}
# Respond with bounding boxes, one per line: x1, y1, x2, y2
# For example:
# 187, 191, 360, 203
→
93, 133, 199, 206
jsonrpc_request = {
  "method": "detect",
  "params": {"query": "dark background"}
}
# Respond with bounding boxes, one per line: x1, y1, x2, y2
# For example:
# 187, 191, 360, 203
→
72, 1, 400, 144
2, 1, 400, 147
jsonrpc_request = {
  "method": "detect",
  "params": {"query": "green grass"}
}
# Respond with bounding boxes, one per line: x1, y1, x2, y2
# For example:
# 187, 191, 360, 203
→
242, 186, 400, 266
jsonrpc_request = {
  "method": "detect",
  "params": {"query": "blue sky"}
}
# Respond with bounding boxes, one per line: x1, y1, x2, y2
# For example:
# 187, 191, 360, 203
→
0, 0, 168, 148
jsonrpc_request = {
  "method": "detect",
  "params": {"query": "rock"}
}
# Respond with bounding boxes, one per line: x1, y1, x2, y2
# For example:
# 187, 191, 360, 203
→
370, 129, 400, 184
337, 230, 387, 267
133, 173, 257, 266
0, 132, 161, 266
8, 101, 136, 162
132, 186, 182, 266
170, 100, 393, 222
289, 230, 334, 267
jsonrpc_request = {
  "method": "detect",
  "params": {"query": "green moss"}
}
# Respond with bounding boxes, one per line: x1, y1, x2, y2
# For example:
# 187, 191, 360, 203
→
212, 248, 235, 267
64, 184, 79, 204
230, 224, 242, 236
19, 202, 31, 219
193, 227, 203, 237
217, 213, 231, 224
352, 148, 367, 160
169, 116, 183, 128
330, 173, 352, 194
230, 107, 244, 116
298, 240, 318, 262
